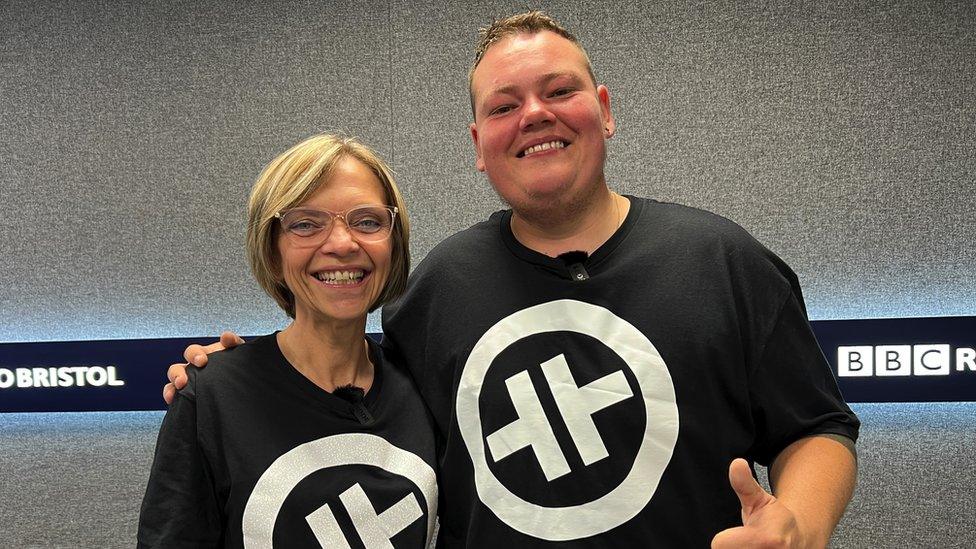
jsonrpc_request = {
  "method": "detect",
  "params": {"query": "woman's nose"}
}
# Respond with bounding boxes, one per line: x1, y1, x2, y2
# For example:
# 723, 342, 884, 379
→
318, 219, 360, 254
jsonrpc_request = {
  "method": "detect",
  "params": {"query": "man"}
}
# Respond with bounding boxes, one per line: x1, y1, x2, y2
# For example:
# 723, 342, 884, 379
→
168, 11, 858, 547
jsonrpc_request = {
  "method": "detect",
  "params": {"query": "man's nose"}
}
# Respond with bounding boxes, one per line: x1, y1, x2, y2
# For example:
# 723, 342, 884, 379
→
519, 96, 555, 130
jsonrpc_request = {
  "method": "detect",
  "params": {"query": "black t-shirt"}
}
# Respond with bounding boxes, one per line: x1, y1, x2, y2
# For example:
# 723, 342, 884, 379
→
382, 197, 859, 547
138, 334, 438, 548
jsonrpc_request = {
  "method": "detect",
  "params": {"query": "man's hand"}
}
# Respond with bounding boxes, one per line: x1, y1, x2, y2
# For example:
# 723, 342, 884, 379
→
162, 331, 245, 404
711, 458, 804, 549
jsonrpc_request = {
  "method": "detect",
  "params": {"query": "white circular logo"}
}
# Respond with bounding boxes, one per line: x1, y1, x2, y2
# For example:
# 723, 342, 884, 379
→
456, 299, 678, 541
242, 432, 437, 548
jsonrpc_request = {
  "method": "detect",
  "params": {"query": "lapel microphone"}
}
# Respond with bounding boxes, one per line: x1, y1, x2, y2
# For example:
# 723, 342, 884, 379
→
333, 385, 374, 425
557, 250, 590, 281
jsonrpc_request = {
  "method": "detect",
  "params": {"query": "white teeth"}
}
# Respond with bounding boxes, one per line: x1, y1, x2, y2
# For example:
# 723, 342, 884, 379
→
522, 140, 565, 157
314, 270, 365, 284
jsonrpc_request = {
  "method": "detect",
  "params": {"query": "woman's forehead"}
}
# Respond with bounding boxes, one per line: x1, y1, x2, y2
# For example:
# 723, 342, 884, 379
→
303, 159, 386, 207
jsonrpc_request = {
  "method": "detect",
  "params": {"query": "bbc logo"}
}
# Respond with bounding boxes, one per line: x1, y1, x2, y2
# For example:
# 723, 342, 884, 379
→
837, 345, 976, 377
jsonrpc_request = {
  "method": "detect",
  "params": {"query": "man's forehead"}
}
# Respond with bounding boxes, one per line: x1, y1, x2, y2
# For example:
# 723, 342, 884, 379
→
479, 30, 586, 68
471, 31, 591, 96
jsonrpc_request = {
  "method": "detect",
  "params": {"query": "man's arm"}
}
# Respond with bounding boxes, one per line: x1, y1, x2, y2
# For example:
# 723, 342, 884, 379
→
712, 435, 857, 549
769, 435, 857, 547
163, 331, 244, 404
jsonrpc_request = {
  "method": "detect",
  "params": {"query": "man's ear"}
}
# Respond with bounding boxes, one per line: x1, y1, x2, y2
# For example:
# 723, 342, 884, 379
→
470, 122, 486, 172
597, 85, 616, 138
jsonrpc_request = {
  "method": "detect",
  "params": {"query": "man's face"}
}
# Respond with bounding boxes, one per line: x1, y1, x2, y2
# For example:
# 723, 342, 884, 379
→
469, 31, 614, 219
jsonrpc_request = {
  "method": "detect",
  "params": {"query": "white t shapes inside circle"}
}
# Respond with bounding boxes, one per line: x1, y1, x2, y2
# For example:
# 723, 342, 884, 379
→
241, 433, 437, 548
456, 299, 679, 541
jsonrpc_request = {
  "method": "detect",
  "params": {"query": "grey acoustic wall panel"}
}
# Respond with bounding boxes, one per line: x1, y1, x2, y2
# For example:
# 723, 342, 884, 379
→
2, 0, 973, 344
1, 0, 394, 341
0, 412, 160, 547
832, 403, 976, 548
580, 0, 976, 320
389, 1, 508, 262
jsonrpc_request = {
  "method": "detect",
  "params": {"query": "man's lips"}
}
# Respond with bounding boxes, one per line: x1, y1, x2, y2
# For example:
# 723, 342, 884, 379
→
518, 139, 568, 158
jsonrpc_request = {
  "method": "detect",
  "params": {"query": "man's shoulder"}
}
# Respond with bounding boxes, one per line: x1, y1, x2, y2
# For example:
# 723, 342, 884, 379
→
427, 210, 507, 260
382, 211, 507, 325
409, 210, 508, 277
637, 198, 760, 250
372, 338, 424, 399
636, 198, 799, 291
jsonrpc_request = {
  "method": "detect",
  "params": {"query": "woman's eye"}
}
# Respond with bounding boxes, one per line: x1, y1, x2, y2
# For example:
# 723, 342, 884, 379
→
290, 220, 321, 234
351, 218, 383, 232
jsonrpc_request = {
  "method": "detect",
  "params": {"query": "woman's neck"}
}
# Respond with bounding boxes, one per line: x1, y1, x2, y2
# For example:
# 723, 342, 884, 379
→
276, 316, 374, 393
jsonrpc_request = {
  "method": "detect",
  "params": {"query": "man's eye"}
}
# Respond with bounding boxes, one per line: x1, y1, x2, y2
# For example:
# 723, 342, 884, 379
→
489, 104, 513, 116
551, 87, 573, 97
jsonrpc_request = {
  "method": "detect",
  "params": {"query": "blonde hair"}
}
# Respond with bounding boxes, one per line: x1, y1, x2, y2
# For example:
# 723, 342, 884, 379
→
468, 11, 597, 116
246, 134, 410, 317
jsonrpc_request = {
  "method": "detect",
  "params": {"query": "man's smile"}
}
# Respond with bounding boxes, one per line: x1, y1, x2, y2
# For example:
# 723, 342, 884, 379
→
518, 139, 569, 158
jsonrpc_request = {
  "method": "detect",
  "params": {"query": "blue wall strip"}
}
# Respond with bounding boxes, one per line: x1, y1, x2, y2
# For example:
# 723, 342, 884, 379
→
813, 316, 975, 403
1, 319, 973, 413
0, 337, 213, 412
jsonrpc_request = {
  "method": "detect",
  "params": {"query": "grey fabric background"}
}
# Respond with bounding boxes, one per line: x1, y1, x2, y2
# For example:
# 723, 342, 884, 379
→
1, 0, 973, 547
1, 0, 973, 341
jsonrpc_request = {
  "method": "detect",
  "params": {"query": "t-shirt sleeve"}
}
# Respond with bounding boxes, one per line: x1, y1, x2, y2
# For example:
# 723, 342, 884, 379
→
747, 289, 861, 466
137, 378, 223, 548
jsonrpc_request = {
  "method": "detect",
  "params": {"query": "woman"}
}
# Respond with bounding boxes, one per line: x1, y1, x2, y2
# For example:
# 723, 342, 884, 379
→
138, 135, 437, 548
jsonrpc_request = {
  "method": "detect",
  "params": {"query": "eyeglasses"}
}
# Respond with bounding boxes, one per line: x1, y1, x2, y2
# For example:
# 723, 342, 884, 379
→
275, 204, 398, 246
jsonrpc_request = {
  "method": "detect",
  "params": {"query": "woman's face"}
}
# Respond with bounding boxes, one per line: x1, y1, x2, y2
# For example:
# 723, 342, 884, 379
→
276, 156, 393, 325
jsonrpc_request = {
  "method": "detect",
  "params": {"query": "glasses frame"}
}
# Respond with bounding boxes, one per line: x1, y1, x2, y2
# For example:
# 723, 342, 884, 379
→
274, 204, 398, 246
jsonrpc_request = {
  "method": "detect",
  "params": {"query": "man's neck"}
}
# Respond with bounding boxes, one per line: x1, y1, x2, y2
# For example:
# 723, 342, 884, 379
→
510, 189, 629, 258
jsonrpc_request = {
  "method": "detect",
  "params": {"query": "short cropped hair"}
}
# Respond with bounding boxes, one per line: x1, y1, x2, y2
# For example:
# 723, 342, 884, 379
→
246, 134, 410, 318
468, 11, 598, 116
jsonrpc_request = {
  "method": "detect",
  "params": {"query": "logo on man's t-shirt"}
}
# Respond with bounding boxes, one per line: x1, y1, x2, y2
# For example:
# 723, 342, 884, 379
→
241, 433, 437, 548
456, 299, 679, 541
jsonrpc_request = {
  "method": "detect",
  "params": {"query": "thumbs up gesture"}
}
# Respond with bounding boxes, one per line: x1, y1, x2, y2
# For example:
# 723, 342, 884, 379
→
711, 459, 804, 549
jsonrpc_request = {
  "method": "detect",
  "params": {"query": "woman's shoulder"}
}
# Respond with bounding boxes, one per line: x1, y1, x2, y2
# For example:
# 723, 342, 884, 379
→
181, 333, 281, 398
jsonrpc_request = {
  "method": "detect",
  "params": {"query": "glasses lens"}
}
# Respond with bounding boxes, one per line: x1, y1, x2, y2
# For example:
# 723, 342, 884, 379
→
346, 206, 394, 241
280, 209, 332, 239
